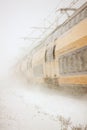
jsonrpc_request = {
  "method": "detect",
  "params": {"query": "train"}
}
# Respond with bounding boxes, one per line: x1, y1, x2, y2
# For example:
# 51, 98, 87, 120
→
21, 2, 87, 88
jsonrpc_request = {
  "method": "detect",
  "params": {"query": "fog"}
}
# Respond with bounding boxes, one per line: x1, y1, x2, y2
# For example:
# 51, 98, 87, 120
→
0, 0, 62, 75
0, 0, 87, 129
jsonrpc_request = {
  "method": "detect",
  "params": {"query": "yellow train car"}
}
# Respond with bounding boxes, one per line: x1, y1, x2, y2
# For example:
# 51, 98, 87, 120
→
32, 45, 45, 84
27, 2, 87, 87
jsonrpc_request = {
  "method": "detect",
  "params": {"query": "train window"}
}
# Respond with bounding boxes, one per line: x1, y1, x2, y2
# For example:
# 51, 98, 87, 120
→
83, 48, 87, 71
76, 52, 83, 72
53, 45, 56, 59
63, 56, 67, 74
45, 50, 47, 62
48, 48, 53, 61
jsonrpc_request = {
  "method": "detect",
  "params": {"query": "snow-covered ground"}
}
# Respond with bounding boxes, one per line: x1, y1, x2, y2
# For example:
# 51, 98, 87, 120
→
0, 76, 59, 130
0, 74, 87, 130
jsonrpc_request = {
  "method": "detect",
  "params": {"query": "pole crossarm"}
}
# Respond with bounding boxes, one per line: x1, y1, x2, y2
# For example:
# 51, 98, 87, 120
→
56, 8, 77, 17
57, 8, 77, 12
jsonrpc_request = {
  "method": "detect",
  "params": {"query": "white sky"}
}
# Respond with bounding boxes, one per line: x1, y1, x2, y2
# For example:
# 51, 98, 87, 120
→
0, 0, 61, 74
0, 0, 86, 75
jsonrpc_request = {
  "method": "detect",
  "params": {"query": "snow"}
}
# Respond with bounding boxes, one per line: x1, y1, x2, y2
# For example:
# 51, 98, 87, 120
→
0, 74, 87, 130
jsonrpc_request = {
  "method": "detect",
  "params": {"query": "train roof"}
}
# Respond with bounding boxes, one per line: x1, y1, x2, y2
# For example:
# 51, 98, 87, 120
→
31, 2, 87, 54
45, 2, 87, 44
